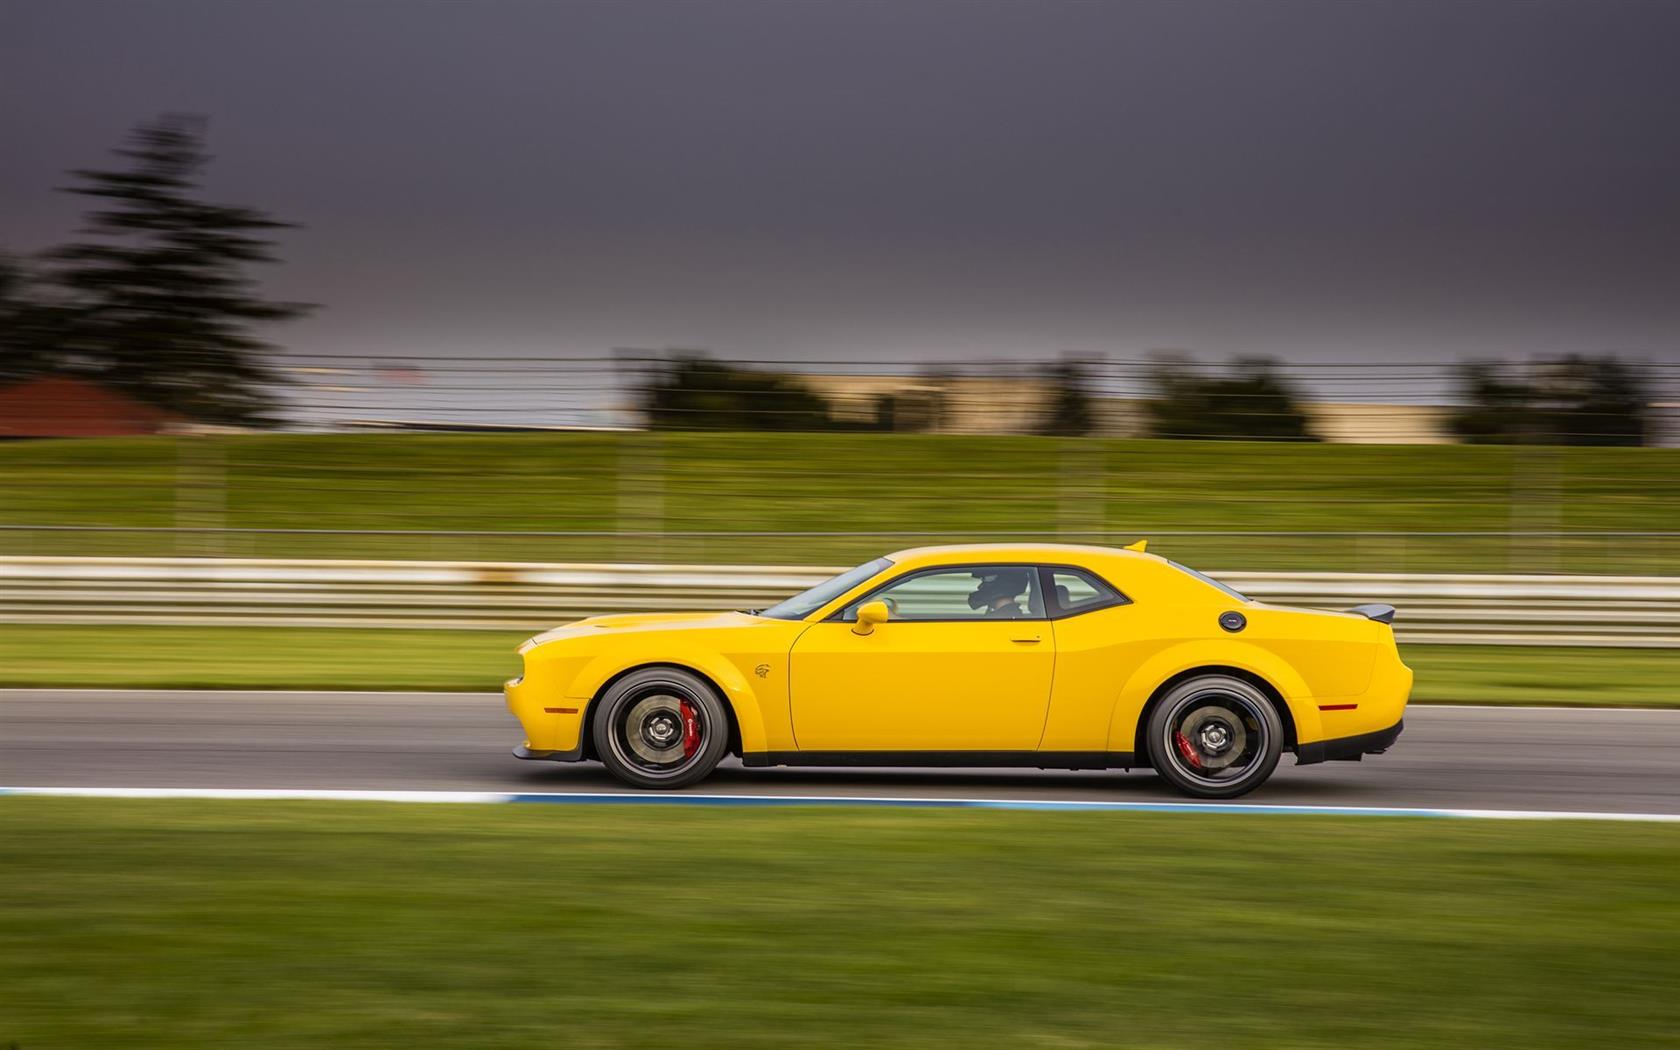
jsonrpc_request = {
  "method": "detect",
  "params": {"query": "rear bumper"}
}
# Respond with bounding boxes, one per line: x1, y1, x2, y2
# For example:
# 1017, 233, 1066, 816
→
1295, 719, 1403, 766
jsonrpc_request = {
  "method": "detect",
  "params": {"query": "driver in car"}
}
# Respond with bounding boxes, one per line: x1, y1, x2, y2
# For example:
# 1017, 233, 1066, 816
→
968, 569, 1032, 618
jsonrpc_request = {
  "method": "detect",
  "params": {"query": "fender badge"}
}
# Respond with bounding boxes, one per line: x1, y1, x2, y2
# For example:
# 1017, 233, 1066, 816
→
754, 663, 771, 678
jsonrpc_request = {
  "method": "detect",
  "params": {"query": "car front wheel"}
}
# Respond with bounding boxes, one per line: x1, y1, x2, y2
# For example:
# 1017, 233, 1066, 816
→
593, 667, 730, 789
1146, 675, 1283, 799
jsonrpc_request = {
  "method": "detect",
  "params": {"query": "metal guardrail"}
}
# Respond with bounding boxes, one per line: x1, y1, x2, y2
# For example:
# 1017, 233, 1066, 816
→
2, 557, 1677, 646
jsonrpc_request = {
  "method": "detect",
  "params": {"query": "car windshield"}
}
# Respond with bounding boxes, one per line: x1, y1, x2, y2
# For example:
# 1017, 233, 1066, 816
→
756, 557, 893, 620
1167, 559, 1250, 602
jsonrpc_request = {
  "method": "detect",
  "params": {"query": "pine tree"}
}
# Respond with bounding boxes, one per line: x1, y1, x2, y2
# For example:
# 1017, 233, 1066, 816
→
0, 253, 69, 384
52, 115, 310, 424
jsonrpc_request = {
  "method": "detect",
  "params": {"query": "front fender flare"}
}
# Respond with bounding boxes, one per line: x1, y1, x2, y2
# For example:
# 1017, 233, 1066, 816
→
565, 647, 770, 754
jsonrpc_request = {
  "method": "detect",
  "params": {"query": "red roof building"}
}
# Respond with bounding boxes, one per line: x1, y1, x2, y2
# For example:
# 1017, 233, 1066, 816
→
0, 376, 186, 438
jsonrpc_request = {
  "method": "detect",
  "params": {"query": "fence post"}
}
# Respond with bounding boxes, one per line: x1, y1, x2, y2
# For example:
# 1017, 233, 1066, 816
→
174, 436, 226, 558
1057, 436, 1104, 541
616, 432, 666, 562
1508, 445, 1562, 573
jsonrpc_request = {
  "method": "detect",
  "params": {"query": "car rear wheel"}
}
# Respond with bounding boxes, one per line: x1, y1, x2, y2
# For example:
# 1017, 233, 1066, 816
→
1146, 675, 1283, 799
593, 667, 730, 789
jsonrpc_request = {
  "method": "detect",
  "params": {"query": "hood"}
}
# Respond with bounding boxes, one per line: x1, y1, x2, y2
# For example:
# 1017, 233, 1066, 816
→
521, 610, 759, 650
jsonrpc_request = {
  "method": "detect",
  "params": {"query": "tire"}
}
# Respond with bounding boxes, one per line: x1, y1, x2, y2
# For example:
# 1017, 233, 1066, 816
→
592, 667, 730, 789
1146, 675, 1283, 799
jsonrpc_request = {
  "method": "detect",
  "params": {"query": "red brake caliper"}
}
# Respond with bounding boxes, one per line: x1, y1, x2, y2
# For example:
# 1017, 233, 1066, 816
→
679, 699, 701, 758
1174, 731, 1204, 770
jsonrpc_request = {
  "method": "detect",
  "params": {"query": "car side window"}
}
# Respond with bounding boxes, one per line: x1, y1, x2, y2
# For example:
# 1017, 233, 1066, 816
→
1045, 568, 1128, 618
839, 565, 1046, 621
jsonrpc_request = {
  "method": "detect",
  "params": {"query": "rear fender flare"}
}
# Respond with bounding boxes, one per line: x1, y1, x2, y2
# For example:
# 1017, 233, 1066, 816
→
1105, 640, 1323, 753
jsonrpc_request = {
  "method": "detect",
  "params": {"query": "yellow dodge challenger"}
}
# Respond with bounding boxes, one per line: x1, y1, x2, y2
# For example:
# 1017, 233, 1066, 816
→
505, 542, 1411, 798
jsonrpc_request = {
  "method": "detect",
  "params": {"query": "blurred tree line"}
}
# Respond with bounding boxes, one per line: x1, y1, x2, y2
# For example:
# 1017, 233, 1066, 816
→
640, 354, 1098, 436
638, 354, 1319, 440
1142, 354, 1316, 440
0, 115, 308, 424
641, 354, 956, 433
637, 352, 1655, 446
1451, 357, 1649, 446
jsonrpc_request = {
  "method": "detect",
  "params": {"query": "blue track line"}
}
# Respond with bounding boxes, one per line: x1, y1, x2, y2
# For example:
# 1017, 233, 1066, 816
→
6, 786, 1680, 821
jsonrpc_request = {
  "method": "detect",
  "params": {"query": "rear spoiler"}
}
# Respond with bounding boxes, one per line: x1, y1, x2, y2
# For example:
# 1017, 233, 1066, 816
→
1348, 603, 1396, 625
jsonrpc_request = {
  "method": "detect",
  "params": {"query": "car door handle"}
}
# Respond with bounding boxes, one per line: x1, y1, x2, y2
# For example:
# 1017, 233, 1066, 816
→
1010, 635, 1043, 644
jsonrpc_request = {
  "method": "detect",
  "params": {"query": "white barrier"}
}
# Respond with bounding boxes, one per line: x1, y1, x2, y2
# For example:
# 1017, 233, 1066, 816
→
1, 556, 1677, 646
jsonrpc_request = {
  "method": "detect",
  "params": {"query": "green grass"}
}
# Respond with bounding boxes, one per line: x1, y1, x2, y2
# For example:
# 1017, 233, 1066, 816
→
0, 624, 1675, 705
2, 799, 1677, 1048
4, 432, 1679, 571
1405, 645, 1680, 705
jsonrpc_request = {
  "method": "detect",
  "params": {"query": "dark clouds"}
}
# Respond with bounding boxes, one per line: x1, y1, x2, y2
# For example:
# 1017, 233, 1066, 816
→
3, 0, 1679, 364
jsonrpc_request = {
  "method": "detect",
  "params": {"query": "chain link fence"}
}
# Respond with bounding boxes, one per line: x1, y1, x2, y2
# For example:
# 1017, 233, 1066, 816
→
261, 352, 1680, 444
3, 526, 1679, 577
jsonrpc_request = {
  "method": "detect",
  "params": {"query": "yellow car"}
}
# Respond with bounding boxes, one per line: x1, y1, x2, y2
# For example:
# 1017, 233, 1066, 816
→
506, 542, 1411, 798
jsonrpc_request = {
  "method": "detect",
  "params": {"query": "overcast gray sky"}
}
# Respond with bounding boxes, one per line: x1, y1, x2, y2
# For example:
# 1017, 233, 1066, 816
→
4, 0, 1679, 369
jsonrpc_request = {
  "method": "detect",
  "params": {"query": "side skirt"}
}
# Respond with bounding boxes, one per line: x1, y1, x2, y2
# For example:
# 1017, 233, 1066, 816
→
740, 750, 1134, 771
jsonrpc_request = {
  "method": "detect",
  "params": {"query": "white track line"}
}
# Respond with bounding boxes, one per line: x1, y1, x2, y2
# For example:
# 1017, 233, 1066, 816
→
5, 786, 1680, 821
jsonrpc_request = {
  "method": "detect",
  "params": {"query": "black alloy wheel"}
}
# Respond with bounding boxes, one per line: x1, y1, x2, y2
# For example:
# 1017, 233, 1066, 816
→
1146, 675, 1284, 799
593, 667, 731, 789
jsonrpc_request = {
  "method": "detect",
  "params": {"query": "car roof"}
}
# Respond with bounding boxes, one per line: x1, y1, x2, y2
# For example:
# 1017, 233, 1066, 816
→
883, 542, 1158, 569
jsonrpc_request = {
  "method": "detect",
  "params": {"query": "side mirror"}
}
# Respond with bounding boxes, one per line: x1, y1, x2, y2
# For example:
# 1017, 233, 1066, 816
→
852, 600, 890, 636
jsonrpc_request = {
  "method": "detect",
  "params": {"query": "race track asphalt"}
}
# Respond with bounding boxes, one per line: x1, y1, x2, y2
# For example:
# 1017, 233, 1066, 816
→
3, 690, 1678, 814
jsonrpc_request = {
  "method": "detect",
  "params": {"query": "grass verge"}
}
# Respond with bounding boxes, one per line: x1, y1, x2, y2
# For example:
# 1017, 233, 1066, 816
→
2, 799, 1678, 1048
4, 433, 1680, 571
0, 624, 1674, 705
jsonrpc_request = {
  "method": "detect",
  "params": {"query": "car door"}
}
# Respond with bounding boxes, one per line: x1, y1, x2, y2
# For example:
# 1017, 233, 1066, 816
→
788, 564, 1054, 752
